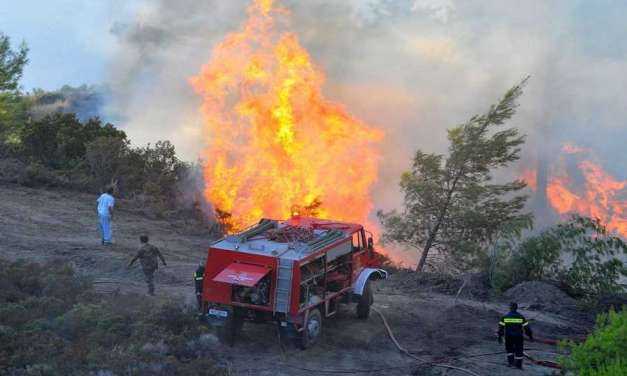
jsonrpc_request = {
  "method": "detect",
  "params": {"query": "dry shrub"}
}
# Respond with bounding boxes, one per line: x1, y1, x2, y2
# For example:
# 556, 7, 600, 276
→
0, 259, 226, 376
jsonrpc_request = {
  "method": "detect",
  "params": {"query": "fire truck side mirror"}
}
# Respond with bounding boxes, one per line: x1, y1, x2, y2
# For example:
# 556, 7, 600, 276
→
367, 237, 374, 251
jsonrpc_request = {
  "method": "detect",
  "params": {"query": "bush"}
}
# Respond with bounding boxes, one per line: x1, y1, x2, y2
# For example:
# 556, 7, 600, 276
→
489, 215, 626, 301
0, 157, 25, 183
561, 309, 627, 375
3, 94, 195, 213
85, 137, 191, 208
16, 162, 62, 187
0, 259, 225, 375
85, 136, 130, 190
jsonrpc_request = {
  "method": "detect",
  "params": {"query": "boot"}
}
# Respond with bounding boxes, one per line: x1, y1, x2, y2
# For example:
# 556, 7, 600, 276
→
507, 355, 514, 367
515, 358, 523, 370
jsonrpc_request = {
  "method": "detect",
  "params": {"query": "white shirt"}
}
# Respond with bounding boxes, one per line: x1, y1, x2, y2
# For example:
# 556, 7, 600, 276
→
97, 193, 115, 217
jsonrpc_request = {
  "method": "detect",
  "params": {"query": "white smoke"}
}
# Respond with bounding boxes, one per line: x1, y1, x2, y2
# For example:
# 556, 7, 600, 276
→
104, 0, 627, 215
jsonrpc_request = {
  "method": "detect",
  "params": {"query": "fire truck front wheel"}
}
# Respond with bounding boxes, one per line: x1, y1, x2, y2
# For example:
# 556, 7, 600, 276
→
299, 308, 322, 349
356, 280, 373, 319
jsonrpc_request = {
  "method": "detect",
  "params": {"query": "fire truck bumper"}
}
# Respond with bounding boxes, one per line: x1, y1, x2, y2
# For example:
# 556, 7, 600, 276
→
204, 307, 231, 326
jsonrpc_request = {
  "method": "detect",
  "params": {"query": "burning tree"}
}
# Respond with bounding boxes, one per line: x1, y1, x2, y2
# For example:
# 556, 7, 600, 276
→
379, 78, 532, 271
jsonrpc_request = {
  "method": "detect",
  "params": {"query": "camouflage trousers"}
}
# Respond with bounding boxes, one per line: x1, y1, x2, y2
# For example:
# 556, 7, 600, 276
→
143, 268, 156, 295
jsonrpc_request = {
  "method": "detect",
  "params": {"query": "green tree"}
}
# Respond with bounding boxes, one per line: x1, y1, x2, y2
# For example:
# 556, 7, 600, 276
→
20, 113, 126, 169
85, 136, 131, 189
0, 32, 28, 92
0, 32, 29, 147
378, 78, 532, 271
134, 140, 188, 201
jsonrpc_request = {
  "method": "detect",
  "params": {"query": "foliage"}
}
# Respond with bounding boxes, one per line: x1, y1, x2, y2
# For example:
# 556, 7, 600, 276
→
85, 138, 190, 206
0, 32, 28, 92
560, 309, 627, 375
552, 216, 627, 301
0, 32, 29, 147
483, 220, 537, 293
85, 136, 131, 190
378, 78, 532, 271
489, 215, 626, 299
17, 161, 63, 187
133, 140, 189, 202
0, 259, 226, 376
19, 113, 126, 169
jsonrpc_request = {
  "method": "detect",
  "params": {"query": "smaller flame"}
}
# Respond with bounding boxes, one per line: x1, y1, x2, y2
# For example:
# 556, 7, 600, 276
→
547, 159, 626, 238
519, 168, 537, 191
520, 144, 626, 238
561, 142, 590, 155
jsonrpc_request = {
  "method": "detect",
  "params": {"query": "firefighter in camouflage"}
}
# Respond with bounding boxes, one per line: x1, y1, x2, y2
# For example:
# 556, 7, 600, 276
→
128, 235, 167, 295
498, 302, 533, 369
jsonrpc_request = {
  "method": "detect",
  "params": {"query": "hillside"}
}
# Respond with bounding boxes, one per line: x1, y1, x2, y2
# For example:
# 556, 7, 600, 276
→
0, 183, 593, 375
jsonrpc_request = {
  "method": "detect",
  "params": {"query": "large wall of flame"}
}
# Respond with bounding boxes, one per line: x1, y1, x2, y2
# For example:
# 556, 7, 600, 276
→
189, 1, 382, 230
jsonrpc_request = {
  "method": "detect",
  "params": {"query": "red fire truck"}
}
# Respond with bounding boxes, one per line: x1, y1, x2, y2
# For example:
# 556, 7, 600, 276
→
200, 216, 387, 348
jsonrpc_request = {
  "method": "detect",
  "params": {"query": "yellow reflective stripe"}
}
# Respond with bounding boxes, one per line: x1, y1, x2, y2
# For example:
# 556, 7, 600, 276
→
499, 322, 505, 326
522, 321, 529, 326
503, 318, 524, 324
194, 277, 203, 280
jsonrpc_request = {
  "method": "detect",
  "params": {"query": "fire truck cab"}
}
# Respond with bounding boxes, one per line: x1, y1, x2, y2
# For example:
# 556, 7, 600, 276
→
200, 216, 387, 348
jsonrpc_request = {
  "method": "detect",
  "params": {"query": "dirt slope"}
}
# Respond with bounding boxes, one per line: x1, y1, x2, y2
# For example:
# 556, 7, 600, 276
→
0, 183, 590, 375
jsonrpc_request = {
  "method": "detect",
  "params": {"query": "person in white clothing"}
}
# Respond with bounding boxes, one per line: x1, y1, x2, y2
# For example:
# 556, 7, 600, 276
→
97, 187, 115, 245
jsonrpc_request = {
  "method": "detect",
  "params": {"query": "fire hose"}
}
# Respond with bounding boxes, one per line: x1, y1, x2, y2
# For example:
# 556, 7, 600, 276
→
372, 307, 567, 373
372, 307, 482, 376
276, 307, 570, 374
522, 337, 568, 369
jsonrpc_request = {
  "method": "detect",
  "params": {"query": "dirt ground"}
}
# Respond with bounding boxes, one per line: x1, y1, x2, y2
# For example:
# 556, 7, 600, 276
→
0, 183, 593, 376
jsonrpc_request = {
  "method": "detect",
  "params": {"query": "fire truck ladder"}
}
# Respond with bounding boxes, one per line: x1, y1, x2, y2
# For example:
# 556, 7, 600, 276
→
274, 257, 293, 313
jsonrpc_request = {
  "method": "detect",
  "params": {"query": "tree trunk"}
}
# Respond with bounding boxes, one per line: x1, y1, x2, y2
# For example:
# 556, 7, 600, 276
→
416, 236, 434, 272
416, 172, 462, 272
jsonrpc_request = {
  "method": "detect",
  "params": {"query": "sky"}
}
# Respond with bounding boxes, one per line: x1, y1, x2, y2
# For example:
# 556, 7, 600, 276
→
0, 0, 140, 90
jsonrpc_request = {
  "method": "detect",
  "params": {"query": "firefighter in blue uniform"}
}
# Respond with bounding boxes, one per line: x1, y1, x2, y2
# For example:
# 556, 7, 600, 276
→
194, 263, 205, 311
498, 302, 533, 369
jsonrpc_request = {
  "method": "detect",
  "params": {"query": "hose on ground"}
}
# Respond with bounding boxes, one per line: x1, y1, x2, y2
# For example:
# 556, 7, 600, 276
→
372, 306, 482, 376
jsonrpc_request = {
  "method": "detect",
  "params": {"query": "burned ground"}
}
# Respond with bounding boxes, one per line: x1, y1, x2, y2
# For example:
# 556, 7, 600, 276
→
0, 183, 594, 375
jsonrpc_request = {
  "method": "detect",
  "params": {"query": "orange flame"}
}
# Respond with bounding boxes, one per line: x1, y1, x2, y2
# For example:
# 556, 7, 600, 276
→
190, 0, 383, 232
547, 159, 626, 238
561, 142, 590, 155
519, 168, 537, 191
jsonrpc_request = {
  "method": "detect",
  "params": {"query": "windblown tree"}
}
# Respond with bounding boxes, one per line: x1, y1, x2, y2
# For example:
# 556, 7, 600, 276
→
379, 78, 533, 271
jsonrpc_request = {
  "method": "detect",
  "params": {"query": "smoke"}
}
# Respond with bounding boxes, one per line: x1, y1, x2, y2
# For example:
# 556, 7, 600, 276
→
105, 0, 627, 223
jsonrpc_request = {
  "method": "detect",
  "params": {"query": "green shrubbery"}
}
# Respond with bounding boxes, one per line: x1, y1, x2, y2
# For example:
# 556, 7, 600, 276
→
1, 32, 193, 210
487, 215, 626, 302
0, 259, 225, 375
561, 309, 627, 375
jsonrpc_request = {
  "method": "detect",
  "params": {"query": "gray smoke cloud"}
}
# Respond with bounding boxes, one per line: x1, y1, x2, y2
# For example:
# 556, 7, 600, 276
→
104, 0, 627, 220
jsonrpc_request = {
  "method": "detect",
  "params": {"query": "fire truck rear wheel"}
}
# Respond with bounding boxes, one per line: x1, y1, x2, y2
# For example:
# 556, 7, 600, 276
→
299, 308, 322, 349
356, 280, 373, 319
